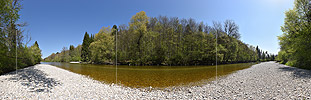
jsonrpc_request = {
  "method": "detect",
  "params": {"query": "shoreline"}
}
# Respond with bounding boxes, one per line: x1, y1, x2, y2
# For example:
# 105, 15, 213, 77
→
42, 61, 258, 66
0, 62, 310, 99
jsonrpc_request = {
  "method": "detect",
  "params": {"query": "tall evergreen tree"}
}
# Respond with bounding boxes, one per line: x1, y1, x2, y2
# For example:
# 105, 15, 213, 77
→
90, 34, 94, 43
45, 11, 268, 66
31, 41, 42, 64
112, 25, 118, 35
81, 32, 91, 62
69, 45, 75, 57
256, 46, 261, 61
34, 41, 39, 47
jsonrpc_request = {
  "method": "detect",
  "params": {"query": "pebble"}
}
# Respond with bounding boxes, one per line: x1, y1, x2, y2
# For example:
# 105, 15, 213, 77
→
0, 62, 310, 99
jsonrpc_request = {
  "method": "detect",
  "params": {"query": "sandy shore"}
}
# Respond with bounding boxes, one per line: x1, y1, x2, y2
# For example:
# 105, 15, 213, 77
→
0, 62, 310, 99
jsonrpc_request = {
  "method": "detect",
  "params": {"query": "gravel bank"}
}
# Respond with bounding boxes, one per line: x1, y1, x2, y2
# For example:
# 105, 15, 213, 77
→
0, 62, 310, 99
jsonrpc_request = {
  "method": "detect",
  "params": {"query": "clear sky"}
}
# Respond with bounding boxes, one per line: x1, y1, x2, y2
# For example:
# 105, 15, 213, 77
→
18, 0, 295, 58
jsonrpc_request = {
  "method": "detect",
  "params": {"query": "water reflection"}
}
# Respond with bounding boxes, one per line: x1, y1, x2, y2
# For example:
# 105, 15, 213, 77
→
42, 62, 253, 88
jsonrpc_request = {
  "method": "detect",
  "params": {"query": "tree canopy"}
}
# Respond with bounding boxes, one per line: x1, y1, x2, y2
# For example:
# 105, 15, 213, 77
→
0, 0, 42, 75
277, 0, 311, 69
45, 11, 275, 65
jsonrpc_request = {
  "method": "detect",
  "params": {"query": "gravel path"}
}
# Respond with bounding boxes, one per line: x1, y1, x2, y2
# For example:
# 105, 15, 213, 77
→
0, 62, 310, 99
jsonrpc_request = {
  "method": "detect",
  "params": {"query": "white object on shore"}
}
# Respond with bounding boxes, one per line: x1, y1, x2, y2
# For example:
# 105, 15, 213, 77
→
70, 62, 80, 64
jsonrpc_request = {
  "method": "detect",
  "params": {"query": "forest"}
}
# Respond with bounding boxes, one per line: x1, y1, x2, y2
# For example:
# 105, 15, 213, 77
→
0, 0, 42, 75
44, 11, 275, 65
277, 0, 311, 69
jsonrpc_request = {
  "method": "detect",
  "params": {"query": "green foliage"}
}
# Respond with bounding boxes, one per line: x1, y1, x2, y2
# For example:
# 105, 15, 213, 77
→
277, 0, 311, 69
69, 45, 74, 57
81, 32, 93, 62
254, 46, 275, 62
0, 0, 42, 75
31, 41, 42, 64
113, 11, 259, 65
44, 45, 82, 62
89, 27, 114, 64
45, 11, 271, 66
127, 11, 149, 64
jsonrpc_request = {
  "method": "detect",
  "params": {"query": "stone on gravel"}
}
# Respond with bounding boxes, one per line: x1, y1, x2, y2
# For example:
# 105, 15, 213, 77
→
0, 62, 310, 99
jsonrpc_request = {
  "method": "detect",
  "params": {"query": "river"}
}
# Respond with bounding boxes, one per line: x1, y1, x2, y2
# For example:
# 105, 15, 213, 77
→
42, 62, 254, 88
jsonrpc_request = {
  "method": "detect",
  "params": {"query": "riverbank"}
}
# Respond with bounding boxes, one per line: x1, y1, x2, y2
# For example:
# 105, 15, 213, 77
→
43, 60, 260, 66
0, 62, 310, 99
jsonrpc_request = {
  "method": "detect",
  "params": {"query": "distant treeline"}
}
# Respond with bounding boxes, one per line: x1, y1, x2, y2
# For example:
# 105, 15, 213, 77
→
0, 0, 42, 75
277, 0, 311, 69
44, 11, 275, 65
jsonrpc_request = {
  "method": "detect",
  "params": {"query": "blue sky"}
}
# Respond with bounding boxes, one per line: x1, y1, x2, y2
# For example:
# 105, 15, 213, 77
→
18, 0, 294, 58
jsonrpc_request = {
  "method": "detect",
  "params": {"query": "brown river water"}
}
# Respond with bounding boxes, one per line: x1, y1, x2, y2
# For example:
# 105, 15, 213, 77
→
42, 62, 254, 88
